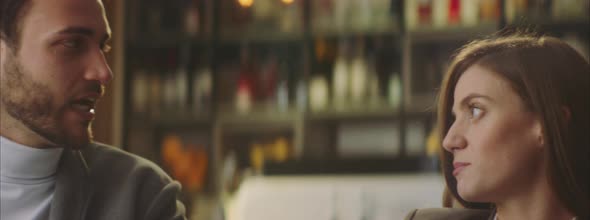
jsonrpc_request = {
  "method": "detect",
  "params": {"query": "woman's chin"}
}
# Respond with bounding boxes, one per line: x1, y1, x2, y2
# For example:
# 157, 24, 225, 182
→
457, 181, 481, 202
458, 186, 489, 203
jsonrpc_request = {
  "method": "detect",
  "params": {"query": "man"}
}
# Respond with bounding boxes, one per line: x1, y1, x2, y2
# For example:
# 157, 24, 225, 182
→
0, 0, 187, 219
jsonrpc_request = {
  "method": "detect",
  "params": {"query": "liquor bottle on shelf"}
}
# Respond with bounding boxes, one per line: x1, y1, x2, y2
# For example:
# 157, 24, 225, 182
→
372, 0, 395, 31
192, 65, 212, 113
161, 55, 188, 113
236, 46, 256, 113
448, 0, 461, 25
279, 0, 302, 33
461, 0, 479, 26
552, 0, 589, 20
350, 0, 372, 31
349, 40, 369, 105
295, 78, 307, 111
418, 0, 433, 26
253, 0, 276, 26
405, 0, 418, 30
162, 71, 176, 113
333, 0, 351, 31
480, 0, 500, 22
312, 0, 335, 32
388, 73, 402, 110
309, 74, 329, 112
148, 71, 162, 119
230, 0, 254, 31
257, 54, 278, 105
432, 0, 449, 28
142, 0, 162, 34
528, 0, 552, 21
131, 64, 149, 115
276, 60, 290, 112
184, 0, 200, 36
175, 66, 188, 111
366, 54, 380, 108
505, 0, 529, 23
332, 40, 350, 110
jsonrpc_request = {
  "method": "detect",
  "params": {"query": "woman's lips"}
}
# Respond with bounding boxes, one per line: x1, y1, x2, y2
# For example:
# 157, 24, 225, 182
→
453, 162, 471, 176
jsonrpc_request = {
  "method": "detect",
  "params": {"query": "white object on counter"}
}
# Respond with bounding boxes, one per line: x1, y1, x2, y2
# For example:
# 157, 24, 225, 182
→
226, 174, 445, 220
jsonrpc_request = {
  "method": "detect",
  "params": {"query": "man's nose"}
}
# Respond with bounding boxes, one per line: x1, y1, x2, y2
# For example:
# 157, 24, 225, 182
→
85, 50, 113, 85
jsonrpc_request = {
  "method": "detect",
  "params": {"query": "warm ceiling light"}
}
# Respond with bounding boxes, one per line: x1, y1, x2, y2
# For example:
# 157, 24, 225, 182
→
238, 0, 254, 7
281, 0, 294, 4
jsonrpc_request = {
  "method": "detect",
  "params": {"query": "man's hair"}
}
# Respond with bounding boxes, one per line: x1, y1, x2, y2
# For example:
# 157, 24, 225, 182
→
1, 0, 31, 48
438, 31, 589, 219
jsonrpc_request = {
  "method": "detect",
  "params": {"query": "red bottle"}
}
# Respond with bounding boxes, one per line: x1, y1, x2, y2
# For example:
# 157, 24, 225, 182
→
449, 0, 460, 24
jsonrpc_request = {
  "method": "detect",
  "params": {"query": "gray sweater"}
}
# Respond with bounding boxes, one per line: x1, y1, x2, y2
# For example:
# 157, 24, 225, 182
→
405, 208, 493, 220
48, 143, 187, 220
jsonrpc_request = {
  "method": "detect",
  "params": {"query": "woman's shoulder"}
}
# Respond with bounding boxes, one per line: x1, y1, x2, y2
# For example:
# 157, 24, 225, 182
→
404, 208, 493, 220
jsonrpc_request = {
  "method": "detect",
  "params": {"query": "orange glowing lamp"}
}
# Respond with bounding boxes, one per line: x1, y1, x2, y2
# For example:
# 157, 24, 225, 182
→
238, 0, 254, 8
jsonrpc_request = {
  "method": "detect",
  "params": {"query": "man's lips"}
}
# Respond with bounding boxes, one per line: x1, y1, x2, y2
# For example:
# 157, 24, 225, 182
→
453, 162, 470, 176
69, 93, 101, 119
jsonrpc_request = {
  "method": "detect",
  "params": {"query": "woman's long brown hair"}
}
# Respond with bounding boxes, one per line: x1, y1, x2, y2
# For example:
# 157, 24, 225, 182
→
437, 32, 589, 219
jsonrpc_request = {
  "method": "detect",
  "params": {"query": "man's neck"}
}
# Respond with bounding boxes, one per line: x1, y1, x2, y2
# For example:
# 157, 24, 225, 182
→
0, 110, 57, 149
495, 174, 575, 220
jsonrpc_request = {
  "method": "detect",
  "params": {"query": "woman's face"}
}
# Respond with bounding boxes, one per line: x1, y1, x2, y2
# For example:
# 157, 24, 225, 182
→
442, 64, 545, 203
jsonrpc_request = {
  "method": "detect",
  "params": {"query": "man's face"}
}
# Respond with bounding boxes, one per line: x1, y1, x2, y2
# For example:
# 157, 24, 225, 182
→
0, 0, 113, 148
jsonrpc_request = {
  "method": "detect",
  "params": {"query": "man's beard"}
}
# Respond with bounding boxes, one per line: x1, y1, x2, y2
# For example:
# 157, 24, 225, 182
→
0, 51, 93, 149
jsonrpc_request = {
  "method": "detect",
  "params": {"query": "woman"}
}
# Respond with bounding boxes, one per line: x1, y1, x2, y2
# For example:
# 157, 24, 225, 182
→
406, 33, 589, 220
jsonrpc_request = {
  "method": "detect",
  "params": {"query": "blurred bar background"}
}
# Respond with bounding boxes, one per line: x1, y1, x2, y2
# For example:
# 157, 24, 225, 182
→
95, 0, 589, 219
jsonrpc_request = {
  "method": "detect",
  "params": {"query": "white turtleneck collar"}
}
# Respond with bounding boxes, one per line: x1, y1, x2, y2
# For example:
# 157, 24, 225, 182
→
1, 135, 64, 220
0, 136, 63, 181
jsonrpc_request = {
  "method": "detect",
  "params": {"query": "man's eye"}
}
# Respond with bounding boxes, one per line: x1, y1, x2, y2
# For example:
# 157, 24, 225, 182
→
62, 39, 81, 48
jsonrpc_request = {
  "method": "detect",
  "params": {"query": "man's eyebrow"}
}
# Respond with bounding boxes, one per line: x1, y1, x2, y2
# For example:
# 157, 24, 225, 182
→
54, 26, 111, 44
56, 26, 95, 36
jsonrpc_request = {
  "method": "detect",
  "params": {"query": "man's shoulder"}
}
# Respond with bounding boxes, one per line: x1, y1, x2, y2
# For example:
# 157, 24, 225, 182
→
404, 208, 492, 220
82, 142, 171, 182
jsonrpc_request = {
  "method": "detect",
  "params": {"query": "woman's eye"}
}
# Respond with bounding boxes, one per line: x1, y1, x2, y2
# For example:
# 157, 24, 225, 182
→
470, 106, 483, 118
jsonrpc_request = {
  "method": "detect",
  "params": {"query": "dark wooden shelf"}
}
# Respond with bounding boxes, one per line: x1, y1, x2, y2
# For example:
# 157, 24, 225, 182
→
127, 111, 213, 128
407, 22, 500, 43
311, 25, 402, 38
506, 18, 590, 34
263, 155, 435, 175
307, 105, 401, 121
218, 29, 306, 44
127, 34, 212, 48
